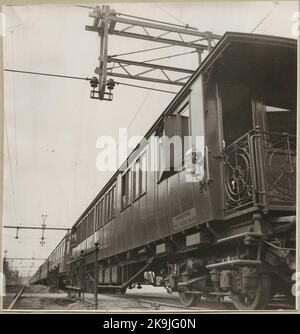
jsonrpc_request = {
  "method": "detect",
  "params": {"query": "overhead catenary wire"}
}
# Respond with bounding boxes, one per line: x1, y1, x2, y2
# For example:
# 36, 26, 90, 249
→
4, 69, 90, 81
6, 257, 46, 260
4, 69, 178, 94
115, 81, 177, 94
4, 115, 18, 225
3, 225, 70, 230
10, 30, 18, 168
156, 4, 197, 30
251, 2, 278, 34
115, 88, 152, 164
110, 44, 176, 58
75, 4, 199, 31
115, 54, 174, 164
115, 11, 199, 31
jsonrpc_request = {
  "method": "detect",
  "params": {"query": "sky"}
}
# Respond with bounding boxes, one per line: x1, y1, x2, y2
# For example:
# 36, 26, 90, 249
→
2, 1, 298, 277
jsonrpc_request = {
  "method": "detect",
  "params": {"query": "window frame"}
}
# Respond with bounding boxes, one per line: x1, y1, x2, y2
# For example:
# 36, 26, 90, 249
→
104, 184, 116, 223
121, 168, 131, 210
133, 150, 147, 202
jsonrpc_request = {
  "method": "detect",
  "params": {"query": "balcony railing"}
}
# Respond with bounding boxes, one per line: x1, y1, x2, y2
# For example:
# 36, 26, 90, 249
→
223, 128, 296, 214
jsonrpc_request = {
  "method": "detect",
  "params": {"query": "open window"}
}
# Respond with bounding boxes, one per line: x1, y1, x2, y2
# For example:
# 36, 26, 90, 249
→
133, 152, 147, 200
157, 113, 190, 181
220, 84, 253, 147
121, 169, 131, 209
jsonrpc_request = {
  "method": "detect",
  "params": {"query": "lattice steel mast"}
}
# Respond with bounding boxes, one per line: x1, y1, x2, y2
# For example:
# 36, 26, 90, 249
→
86, 5, 222, 101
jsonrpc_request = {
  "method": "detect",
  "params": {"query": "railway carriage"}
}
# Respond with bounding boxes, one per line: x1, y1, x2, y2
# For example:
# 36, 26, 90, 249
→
30, 231, 71, 288
47, 232, 71, 289
30, 260, 49, 286
31, 32, 297, 310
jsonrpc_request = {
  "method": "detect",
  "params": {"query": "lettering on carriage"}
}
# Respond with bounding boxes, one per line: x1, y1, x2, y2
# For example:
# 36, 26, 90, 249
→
172, 208, 198, 230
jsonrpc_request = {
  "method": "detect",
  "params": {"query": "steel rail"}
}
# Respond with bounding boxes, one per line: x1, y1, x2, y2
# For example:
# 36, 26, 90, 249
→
7, 286, 25, 310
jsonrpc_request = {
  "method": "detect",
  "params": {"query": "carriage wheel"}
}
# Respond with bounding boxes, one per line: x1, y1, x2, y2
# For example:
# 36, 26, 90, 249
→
178, 292, 201, 307
231, 274, 272, 310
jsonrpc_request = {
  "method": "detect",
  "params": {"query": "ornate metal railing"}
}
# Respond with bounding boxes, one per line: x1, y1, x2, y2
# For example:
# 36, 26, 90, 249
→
223, 132, 254, 213
223, 128, 296, 214
260, 131, 296, 206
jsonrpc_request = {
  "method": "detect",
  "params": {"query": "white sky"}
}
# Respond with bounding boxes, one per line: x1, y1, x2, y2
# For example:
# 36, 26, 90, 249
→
2, 1, 298, 276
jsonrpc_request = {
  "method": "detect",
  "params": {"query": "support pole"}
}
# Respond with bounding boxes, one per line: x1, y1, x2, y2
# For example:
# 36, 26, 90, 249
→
80, 250, 84, 300
94, 242, 99, 310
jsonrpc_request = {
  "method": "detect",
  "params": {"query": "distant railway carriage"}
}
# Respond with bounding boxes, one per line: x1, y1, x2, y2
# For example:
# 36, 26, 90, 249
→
31, 32, 297, 310
30, 231, 71, 289
30, 260, 48, 286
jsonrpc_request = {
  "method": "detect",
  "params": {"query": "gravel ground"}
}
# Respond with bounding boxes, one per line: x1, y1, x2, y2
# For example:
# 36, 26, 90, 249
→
3, 284, 234, 311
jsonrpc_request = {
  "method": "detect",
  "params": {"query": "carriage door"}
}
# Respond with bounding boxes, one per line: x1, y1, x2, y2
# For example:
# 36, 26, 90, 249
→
219, 83, 255, 213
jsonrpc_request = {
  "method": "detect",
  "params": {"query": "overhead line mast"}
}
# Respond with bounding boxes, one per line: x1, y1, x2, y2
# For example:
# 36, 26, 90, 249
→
85, 5, 221, 101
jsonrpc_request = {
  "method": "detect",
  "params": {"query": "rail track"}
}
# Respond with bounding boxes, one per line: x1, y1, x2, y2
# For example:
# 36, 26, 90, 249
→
2, 284, 295, 311
6, 286, 25, 310
83, 289, 295, 311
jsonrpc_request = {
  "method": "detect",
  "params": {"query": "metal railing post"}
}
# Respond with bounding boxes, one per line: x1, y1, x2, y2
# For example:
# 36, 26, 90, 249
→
253, 126, 267, 207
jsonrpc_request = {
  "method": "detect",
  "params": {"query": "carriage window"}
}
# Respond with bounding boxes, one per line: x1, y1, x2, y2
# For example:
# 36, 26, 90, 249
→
133, 153, 147, 200
121, 170, 131, 209
266, 106, 296, 135
99, 199, 104, 227
108, 186, 115, 219
90, 211, 94, 234
95, 203, 100, 230
87, 212, 92, 235
105, 193, 110, 223
179, 103, 190, 119
158, 114, 190, 181
82, 217, 87, 240
78, 223, 82, 242
140, 153, 147, 195
133, 159, 140, 200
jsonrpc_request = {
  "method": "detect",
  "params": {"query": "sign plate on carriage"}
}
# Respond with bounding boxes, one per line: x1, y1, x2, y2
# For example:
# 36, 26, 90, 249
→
172, 208, 198, 230
186, 232, 201, 247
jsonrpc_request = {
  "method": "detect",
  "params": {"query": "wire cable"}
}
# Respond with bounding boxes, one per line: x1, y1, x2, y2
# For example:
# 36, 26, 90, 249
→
251, 2, 277, 34
115, 11, 198, 30
111, 44, 175, 58
4, 69, 178, 94
10, 30, 18, 168
156, 4, 197, 30
115, 81, 177, 94
4, 115, 18, 225
4, 69, 90, 81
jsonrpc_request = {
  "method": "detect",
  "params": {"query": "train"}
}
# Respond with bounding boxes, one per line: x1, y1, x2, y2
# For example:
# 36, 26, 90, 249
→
30, 32, 297, 310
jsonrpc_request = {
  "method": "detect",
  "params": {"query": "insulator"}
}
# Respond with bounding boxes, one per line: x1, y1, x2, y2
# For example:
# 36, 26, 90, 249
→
106, 79, 115, 90
90, 77, 99, 89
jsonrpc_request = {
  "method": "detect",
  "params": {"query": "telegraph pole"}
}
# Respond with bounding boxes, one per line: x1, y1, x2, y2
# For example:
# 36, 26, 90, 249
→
40, 214, 47, 246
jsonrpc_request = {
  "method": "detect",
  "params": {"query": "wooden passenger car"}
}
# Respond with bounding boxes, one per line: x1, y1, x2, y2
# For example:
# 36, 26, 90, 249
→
30, 260, 49, 285
34, 32, 297, 310
30, 232, 71, 288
